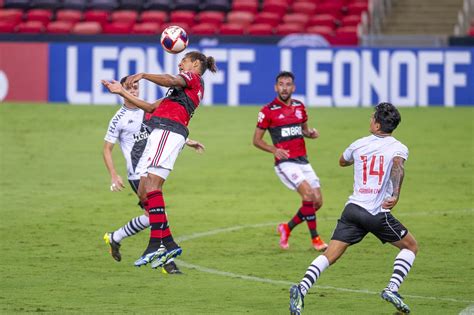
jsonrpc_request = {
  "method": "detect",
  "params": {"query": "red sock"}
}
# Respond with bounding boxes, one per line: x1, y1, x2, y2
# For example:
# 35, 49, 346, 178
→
299, 201, 318, 238
147, 190, 166, 243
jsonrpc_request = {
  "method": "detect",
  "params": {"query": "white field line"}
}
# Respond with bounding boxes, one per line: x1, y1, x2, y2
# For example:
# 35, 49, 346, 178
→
175, 208, 474, 304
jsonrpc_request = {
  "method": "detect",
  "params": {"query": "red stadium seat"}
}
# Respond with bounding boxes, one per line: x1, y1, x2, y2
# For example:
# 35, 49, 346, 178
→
111, 10, 138, 23
83, 10, 110, 25
341, 14, 361, 27
46, 20, 74, 33
254, 11, 281, 27
226, 11, 254, 27
262, 0, 287, 17
468, 26, 474, 36
316, 1, 344, 18
72, 21, 102, 34
247, 23, 274, 35
333, 25, 359, 45
308, 14, 337, 29
219, 23, 245, 35
103, 21, 133, 33
0, 8, 23, 24
170, 10, 196, 27
292, 2, 316, 15
56, 9, 82, 23
346, 1, 368, 16
15, 20, 45, 33
305, 25, 333, 38
132, 22, 160, 34
140, 10, 167, 24
232, 1, 258, 14
0, 20, 18, 33
275, 23, 305, 35
283, 13, 309, 27
26, 9, 53, 25
191, 23, 216, 35
159, 22, 190, 33
195, 10, 225, 26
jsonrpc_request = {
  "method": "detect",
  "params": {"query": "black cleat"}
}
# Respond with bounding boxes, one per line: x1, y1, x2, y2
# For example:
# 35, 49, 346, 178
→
162, 261, 183, 275
103, 232, 121, 262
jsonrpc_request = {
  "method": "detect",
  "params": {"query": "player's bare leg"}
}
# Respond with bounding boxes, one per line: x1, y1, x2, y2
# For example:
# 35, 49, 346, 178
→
297, 182, 327, 251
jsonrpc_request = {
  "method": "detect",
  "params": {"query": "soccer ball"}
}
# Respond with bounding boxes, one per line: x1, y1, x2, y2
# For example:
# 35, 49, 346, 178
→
160, 26, 189, 54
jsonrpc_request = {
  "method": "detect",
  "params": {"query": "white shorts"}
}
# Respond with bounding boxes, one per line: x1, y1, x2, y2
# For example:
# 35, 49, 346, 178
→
136, 129, 186, 180
274, 162, 321, 191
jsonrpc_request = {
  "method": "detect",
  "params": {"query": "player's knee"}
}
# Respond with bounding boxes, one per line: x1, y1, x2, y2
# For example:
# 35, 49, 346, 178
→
314, 198, 323, 211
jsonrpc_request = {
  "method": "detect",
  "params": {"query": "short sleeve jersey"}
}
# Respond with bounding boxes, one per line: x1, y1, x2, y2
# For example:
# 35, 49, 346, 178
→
256, 98, 309, 165
152, 71, 204, 127
342, 134, 409, 215
104, 106, 150, 180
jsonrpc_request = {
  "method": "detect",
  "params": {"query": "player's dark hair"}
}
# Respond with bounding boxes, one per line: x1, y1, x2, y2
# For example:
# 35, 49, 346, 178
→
374, 102, 401, 133
185, 51, 218, 75
120, 76, 129, 86
275, 71, 295, 83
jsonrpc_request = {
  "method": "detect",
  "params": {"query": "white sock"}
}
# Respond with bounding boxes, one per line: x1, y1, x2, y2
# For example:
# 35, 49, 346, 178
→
113, 214, 150, 243
299, 255, 330, 296
386, 249, 416, 292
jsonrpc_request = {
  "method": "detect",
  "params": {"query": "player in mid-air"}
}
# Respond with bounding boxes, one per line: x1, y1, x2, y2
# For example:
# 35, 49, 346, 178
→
289, 102, 418, 314
102, 51, 217, 269
102, 76, 204, 274
253, 71, 328, 251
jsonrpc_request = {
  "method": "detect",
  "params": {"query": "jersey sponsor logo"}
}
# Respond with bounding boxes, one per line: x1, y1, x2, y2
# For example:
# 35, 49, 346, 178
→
133, 130, 149, 142
281, 126, 302, 137
108, 108, 127, 133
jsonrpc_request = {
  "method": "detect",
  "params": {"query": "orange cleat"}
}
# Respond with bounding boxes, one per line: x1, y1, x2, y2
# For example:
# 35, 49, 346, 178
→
277, 223, 291, 249
312, 236, 328, 251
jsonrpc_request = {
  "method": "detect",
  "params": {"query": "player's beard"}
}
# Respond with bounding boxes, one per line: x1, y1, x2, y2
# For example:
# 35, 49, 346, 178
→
278, 93, 290, 103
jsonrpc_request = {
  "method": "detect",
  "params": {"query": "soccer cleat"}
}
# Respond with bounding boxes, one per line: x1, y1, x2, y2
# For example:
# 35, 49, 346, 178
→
162, 261, 183, 275
151, 247, 183, 269
134, 245, 166, 267
278, 223, 291, 249
381, 289, 411, 313
103, 232, 121, 262
311, 236, 328, 252
289, 284, 304, 315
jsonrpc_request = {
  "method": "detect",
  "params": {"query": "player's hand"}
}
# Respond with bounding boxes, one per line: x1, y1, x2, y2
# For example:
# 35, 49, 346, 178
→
186, 139, 205, 153
305, 128, 319, 139
110, 176, 125, 192
125, 73, 144, 88
274, 148, 290, 160
101, 80, 123, 95
382, 196, 399, 209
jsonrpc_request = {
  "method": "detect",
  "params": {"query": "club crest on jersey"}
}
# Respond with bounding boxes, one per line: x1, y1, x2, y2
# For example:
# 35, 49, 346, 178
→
295, 110, 303, 120
281, 126, 302, 137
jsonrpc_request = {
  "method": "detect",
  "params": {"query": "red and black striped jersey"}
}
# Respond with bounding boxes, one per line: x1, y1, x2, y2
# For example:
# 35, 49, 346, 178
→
256, 97, 309, 165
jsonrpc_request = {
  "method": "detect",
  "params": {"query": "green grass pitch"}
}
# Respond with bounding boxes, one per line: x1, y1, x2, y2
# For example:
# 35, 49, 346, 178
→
0, 103, 472, 314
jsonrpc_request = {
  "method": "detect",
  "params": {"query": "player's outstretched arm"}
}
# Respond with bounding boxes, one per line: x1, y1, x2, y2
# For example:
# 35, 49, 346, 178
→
382, 156, 405, 209
125, 73, 186, 88
185, 139, 205, 153
101, 80, 156, 113
103, 141, 125, 192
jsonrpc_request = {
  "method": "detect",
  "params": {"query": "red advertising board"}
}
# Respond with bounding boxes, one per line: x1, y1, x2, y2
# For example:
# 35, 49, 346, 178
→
0, 43, 48, 102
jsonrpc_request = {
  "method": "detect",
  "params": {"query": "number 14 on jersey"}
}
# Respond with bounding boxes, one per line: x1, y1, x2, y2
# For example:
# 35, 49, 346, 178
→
360, 155, 385, 185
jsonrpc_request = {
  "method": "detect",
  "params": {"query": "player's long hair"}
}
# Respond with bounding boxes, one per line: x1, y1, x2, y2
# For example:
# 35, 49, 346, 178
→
374, 102, 401, 133
185, 51, 218, 75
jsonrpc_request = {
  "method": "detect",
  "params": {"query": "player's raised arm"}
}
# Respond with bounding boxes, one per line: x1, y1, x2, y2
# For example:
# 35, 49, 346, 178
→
382, 156, 405, 209
101, 80, 156, 113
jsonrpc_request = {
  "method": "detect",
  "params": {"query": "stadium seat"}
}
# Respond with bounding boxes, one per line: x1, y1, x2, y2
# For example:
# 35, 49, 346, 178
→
4, 0, 30, 9
72, 21, 102, 34
307, 14, 337, 29
111, 10, 138, 23
219, 23, 245, 35
103, 21, 133, 33
46, 20, 74, 33
143, 0, 171, 11
0, 8, 24, 24
316, 1, 344, 18
254, 11, 281, 27
262, 0, 287, 17
119, 0, 143, 11
56, 9, 82, 23
174, 0, 200, 11
0, 20, 18, 33
200, 0, 230, 12
226, 11, 254, 27
333, 25, 359, 45
291, 2, 317, 15
346, 1, 368, 15
305, 25, 333, 38
170, 10, 196, 27
132, 22, 160, 34
341, 14, 361, 27
88, 0, 119, 10
247, 23, 274, 35
62, 0, 86, 10
195, 10, 225, 26
159, 22, 189, 32
31, 0, 60, 9
282, 13, 309, 27
140, 10, 167, 24
15, 20, 45, 32
232, 1, 258, 14
84, 10, 110, 25
468, 26, 474, 36
275, 23, 305, 35
25, 8, 52, 25
190, 23, 217, 35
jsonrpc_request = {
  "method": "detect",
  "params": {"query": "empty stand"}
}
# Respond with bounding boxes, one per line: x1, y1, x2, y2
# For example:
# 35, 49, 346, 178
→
195, 10, 225, 26
140, 10, 167, 24
247, 23, 274, 35
170, 10, 196, 26
31, 0, 60, 9
227, 11, 254, 27
84, 10, 110, 25
88, 0, 118, 11
111, 10, 138, 23
16, 20, 45, 33
132, 22, 160, 34
56, 9, 82, 23
46, 20, 74, 33
143, 0, 171, 11
174, 0, 200, 11
254, 11, 281, 27
232, 0, 258, 14
191, 23, 217, 35
103, 21, 133, 34
219, 22, 245, 35
0, 8, 23, 23
119, 0, 143, 11
275, 23, 305, 35
26, 8, 52, 25
72, 21, 102, 34
0, 20, 18, 32
62, 0, 87, 10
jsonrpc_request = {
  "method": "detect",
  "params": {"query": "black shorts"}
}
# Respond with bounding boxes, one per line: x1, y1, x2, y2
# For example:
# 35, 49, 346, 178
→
128, 179, 144, 210
331, 203, 408, 245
